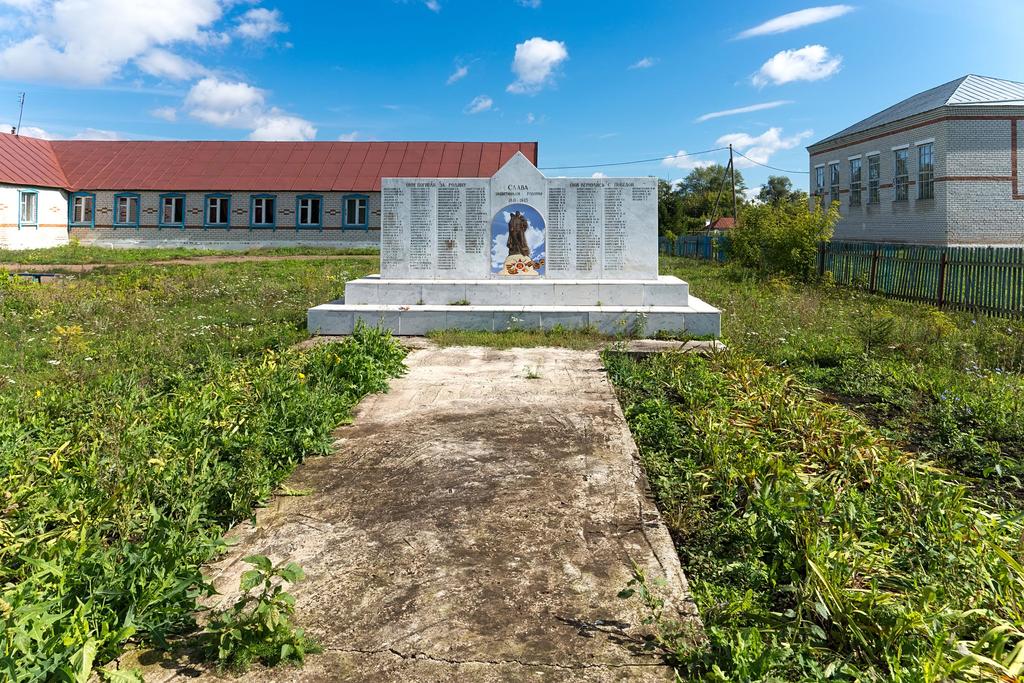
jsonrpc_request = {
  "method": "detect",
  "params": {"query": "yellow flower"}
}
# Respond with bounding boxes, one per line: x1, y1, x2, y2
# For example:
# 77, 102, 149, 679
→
297, 372, 307, 381
35, 390, 42, 399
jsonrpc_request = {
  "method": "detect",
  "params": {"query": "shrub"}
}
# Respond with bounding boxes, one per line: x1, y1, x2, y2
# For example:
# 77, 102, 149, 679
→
0, 323, 405, 680
607, 350, 1024, 681
729, 199, 839, 280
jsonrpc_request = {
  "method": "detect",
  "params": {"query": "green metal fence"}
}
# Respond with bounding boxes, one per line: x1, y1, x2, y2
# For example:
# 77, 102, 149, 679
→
819, 242, 1024, 316
658, 234, 729, 262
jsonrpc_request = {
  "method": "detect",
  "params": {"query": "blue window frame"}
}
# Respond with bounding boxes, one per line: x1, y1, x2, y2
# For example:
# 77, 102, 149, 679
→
113, 192, 141, 228
342, 193, 369, 230
159, 193, 186, 229
18, 189, 38, 229
69, 192, 96, 228
296, 194, 323, 230
204, 193, 231, 229
249, 194, 276, 230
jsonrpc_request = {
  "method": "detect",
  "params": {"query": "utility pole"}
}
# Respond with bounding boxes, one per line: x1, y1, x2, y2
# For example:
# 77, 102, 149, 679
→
15, 92, 25, 136
729, 144, 738, 224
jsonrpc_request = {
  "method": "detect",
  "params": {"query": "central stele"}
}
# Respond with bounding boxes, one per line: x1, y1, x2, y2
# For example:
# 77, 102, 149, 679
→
308, 153, 720, 336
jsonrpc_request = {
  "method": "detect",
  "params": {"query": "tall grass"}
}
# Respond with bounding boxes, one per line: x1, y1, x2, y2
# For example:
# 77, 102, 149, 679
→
607, 350, 1024, 681
0, 262, 403, 679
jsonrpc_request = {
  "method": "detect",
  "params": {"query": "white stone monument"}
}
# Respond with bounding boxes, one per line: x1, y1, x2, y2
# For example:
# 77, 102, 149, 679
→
308, 153, 720, 336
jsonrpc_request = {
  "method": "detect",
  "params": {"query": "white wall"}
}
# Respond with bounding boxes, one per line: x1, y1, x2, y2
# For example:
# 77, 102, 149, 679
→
0, 183, 69, 249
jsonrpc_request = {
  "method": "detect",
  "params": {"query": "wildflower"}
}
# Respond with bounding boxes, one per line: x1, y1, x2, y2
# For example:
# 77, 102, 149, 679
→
298, 372, 307, 381
35, 390, 41, 398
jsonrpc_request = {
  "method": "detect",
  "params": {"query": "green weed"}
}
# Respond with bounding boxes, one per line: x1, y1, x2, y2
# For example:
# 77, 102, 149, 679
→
204, 555, 320, 671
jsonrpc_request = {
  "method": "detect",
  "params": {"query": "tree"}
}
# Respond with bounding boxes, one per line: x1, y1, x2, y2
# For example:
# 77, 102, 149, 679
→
676, 164, 747, 219
729, 198, 840, 281
657, 164, 747, 236
757, 175, 809, 207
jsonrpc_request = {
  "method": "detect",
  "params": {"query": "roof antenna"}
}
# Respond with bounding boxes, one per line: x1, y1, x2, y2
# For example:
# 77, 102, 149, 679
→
15, 92, 25, 136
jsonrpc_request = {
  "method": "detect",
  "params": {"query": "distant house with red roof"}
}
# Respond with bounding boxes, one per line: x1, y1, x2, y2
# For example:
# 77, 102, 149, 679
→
0, 133, 538, 250
706, 216, 735, 231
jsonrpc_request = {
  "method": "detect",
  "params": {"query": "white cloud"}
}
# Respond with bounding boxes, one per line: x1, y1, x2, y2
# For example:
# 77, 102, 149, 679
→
135, 48, 205, 80
446, 64, 469, 85
184, 76, 316, 140
1, 123, 52, 138
0, 0, 223, 85
525, 112, 536, 124
248, 114, 315, 141
696, 100, 793, 122
628, 57, 657, 70
507, 37, 568, 94
591, 172, 607, 178
737, 5, 855, 39
753, 45, 841, 86
516, 0, 541, 6
661, 150, 716, 171
716, 127, 813, 168
150, 106, 178, 121
424, 0, 440, 11
465, 95, 493, 114
337, 131, 359, 141
72, 127, 122, 140
234, 7, 287, 40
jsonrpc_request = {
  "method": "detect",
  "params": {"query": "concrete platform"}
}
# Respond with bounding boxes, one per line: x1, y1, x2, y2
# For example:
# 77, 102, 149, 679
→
307, 296, 721, 337
344, 275, 690, 307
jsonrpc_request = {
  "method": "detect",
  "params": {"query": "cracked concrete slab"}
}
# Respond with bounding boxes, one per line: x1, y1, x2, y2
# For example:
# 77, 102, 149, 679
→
131, 346, 701, 681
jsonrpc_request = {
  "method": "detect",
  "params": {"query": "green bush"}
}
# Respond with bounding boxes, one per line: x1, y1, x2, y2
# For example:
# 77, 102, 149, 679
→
607, 350, 1024, 681
0, 270, 405, 683
729, 199, 839, 280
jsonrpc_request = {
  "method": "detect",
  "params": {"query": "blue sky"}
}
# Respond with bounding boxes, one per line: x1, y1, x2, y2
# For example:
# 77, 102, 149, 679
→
0, 0, 1021, 192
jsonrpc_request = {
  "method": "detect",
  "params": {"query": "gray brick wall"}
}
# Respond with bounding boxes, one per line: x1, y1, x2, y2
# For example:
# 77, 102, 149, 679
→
808, 105, 1024, 246
68, 189, 382, 249
808, 120, 948, 244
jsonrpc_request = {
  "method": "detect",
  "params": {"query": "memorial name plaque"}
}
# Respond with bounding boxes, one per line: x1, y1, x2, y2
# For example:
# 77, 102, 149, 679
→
310, 152, 721, 339
381, 152, 657, 280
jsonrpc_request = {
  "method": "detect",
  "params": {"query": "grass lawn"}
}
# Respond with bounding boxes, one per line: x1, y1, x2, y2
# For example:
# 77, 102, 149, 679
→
0, 258, 405, 680
0, 243, 379, 265
608, 256, 1024, 681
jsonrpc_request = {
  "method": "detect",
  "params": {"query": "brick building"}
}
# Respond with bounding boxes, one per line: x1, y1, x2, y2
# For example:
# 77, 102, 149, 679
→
807, 74, 1024, 245
0, 135, 537, 250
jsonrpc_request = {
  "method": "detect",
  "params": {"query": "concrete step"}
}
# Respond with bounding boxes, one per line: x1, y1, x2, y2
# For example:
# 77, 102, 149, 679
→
307, 297, 721, 337
343, 275, 690, 307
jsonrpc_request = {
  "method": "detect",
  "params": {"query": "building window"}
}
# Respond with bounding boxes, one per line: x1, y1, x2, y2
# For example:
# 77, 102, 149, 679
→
849, 158, 862, 207
828, 163, 840, 202
114, 193, 140, 227
159, 193, 185, 228
894, 148, 909, 201
343, 194, 369, 229
918, 143, 934, 200
18, 190, 38, 228
867, 155, 880, 204
250, 195, 276, 229
205, 194, 231, 228
297, 194, 322, 229
70, 192, 95, 226
814, 166, 825, 196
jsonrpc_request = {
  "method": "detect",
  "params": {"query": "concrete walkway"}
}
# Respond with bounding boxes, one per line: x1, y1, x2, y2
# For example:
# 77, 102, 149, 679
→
134, 346, 701, 682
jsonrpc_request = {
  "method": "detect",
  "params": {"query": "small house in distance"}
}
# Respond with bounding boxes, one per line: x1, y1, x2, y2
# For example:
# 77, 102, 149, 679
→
806, 74, 1024, 246
0, 135, 537, 250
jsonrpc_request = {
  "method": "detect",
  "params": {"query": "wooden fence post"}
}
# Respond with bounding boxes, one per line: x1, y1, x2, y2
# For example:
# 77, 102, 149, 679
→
869, 248, 879, 292
818, 243, 826, 277
937, 251, 948, 308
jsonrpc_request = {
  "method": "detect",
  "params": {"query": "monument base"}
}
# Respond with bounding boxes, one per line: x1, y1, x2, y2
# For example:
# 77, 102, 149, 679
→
308, 275, 720, 338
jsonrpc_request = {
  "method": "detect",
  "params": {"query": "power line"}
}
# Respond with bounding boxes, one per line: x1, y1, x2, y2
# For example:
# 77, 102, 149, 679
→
539, 146, 727, 171
733, 149, 809, 174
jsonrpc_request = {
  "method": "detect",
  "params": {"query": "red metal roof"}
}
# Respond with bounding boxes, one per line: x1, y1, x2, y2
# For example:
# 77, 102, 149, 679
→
0, 134, 538, 192
0, 133, 68, 189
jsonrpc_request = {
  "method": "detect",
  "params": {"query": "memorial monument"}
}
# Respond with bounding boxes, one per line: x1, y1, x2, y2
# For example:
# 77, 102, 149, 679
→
308, 153, 720, 336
